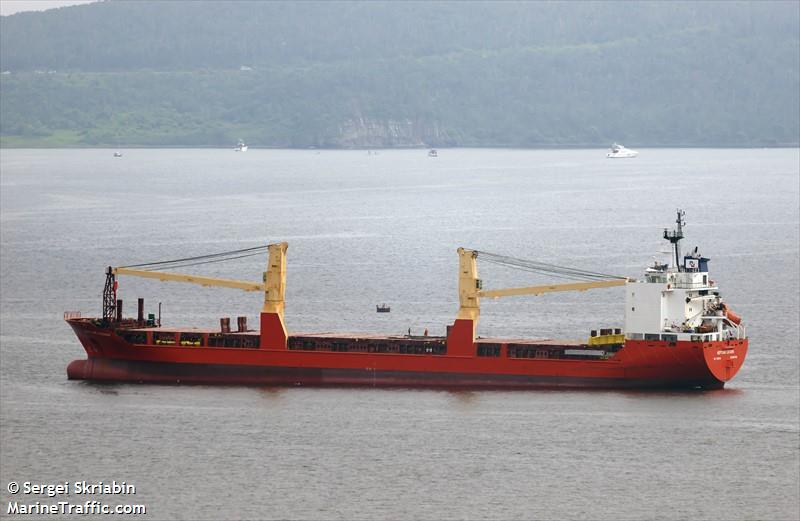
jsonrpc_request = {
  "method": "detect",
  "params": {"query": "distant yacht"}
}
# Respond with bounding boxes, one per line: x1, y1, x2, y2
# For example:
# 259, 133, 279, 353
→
607, 143, 638, 158
235, 140, 248, 152
428, 149, 438, 157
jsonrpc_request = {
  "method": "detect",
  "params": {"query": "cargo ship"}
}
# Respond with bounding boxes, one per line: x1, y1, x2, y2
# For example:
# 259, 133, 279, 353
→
65, 211, 748, 389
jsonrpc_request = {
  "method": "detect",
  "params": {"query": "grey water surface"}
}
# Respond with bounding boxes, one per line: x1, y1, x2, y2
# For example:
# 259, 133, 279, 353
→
1, 148, 798, 520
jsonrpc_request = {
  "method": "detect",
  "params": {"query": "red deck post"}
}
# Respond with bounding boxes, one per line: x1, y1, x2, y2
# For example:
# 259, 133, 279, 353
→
260, 312, 287, 350
446, 319, 476, 357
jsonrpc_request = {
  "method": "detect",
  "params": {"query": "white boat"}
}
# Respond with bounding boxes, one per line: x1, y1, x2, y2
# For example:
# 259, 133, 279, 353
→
113, 152, 123, 158
606, 143, 638, 158
235, 140, 248, 152
428, 149, 438, 157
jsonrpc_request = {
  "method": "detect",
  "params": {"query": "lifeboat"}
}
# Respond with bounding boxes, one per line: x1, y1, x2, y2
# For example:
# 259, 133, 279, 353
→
721, 303, 742, 325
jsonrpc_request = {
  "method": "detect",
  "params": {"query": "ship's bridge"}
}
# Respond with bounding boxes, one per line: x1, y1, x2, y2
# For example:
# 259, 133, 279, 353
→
645, 269, 713, 289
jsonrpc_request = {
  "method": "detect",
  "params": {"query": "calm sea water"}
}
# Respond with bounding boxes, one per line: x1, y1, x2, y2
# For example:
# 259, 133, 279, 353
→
1, 148, 798, 520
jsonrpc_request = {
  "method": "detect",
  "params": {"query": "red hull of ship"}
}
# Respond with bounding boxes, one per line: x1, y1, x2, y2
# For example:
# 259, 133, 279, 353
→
66, 316, 747, 390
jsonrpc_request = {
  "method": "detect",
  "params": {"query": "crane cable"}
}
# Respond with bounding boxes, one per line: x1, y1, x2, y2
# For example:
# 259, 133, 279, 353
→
474, 250, 627, 283
119, 245, 270, 271
118, 245, 625, 281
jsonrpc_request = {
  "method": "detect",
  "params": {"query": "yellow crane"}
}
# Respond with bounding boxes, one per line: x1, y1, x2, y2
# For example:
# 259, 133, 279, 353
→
456, 247, 629, 342
105, 243, 288, 330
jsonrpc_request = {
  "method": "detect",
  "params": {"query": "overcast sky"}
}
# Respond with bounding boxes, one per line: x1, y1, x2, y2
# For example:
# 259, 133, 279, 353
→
0, 0, 98, 16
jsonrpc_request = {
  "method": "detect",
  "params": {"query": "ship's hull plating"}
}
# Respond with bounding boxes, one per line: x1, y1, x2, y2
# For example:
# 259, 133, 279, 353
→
66, 319, 747, 390
67, 358, 731, 389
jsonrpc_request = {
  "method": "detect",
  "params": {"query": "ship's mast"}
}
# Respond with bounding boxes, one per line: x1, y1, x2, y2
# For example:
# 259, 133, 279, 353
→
102, 267, 117, 321
663, 209, 685, 271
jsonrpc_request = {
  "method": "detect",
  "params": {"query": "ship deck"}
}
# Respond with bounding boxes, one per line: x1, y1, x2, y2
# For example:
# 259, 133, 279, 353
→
123, 325, 582, 346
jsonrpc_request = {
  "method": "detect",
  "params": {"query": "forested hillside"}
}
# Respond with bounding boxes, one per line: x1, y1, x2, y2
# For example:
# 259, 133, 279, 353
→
1, 1, 798, 147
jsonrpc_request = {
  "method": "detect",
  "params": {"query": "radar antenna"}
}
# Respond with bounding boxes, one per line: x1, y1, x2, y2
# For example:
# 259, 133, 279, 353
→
663, 209, 686, 271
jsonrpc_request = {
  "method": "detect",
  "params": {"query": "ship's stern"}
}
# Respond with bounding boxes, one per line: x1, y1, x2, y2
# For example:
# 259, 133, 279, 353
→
702, 338, 748, 385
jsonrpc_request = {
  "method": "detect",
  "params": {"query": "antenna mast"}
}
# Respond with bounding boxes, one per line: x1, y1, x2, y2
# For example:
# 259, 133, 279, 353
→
663, 209, 686, 270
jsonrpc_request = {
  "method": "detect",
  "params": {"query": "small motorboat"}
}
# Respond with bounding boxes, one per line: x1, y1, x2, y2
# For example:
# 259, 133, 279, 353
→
235, 140, 248, 152
113, 152, 123, 158
607, 143, 638, 158
376, 304, 391, 313
428, 149, 438, 157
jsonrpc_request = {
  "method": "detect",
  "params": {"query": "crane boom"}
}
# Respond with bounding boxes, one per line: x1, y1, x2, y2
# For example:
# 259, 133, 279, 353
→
454, 247, 629, 344
106, 243, 289, 332
479, 278, 627, 299
112, 267, 265, 292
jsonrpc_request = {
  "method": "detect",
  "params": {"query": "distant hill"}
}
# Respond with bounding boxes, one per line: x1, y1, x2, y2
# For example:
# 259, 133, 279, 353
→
1, 0, 798, 147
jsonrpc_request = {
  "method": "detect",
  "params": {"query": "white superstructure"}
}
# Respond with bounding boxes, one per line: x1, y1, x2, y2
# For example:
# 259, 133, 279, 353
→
235, 140, 248, 152
623, 210, 746, 343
